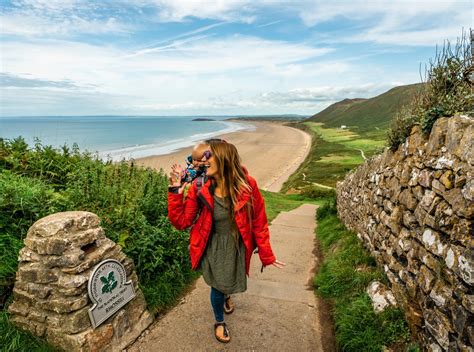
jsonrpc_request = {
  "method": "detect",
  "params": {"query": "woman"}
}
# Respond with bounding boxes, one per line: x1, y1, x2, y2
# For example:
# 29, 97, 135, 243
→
167, 138, 284, 343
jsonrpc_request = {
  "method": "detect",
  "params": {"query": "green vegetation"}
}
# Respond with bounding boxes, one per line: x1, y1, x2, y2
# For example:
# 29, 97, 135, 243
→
260, 190, 327, 222
0, 137, 202, 349
0, 137, 326, 350
314, 200, 415, 351
388, 32, 473, 148
283, 122, 386, 190
0, 310, 55, 352
307, 84, 422, 133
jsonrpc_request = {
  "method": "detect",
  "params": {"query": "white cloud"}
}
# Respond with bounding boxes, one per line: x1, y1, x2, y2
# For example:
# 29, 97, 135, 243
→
1, 35, 333, 86
3, 0, 469, 46
1, 0, 131, 36
150, 0, 256, 23
2, 0, 463, 116
1, 34, 348, 115
299, 0, 472, 46
128, 83, 401, 114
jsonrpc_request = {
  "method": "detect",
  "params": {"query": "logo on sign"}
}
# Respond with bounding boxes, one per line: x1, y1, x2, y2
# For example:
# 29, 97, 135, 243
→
88, 259, 136, 329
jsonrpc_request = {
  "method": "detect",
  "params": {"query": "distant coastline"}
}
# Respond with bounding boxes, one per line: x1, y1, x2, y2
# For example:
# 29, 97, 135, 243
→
0, 116, 255, 162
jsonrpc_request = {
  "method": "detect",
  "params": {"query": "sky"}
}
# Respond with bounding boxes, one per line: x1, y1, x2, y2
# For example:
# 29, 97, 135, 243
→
0, 0, 472, 117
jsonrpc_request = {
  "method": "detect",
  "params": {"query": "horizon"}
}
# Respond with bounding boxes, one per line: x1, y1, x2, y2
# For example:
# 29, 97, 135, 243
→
1, 113, 309, 118
1, 1, 472, 117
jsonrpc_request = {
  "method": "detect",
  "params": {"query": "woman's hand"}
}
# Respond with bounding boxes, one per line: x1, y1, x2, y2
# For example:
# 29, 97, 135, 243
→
271, 259, 286, 269
169, 163, 188, 194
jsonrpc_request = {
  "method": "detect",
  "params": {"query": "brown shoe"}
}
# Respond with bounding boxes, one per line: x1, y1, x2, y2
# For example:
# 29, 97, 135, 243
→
214, 322, 230, 343
224, 296, 234, 314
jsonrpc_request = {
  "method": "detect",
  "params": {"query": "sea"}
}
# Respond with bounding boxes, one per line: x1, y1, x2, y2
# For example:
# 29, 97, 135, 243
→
0, 116, 254, 161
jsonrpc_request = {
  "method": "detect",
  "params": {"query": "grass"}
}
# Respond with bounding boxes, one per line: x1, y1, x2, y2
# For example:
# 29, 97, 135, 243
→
314, 200, 415, 351
282, 122, 386, 190
0, 310, 55, 352
307, 84, 421, 132
260, 189, 328, 222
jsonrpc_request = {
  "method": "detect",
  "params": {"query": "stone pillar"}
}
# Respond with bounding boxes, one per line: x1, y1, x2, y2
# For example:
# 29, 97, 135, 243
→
8, 211, 153, 351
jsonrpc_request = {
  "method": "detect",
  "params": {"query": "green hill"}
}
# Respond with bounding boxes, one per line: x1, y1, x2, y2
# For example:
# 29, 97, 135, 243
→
307, 83, 423, 132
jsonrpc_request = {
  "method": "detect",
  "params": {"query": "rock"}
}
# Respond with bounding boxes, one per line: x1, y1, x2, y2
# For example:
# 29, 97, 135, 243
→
419, 265, 436, 293
402, 211, 418, 227
18, 247, 42, 263
27, 211, 100, 238
421, 228, 447, 257
444, 188, 473, 218
399, 189, 418, 210
423, 309, 453, 350
47, 306, 91, 334
388, 206, 402, 233
461, 294, 474, 314
412, 185, 425, 200
9, 211, 153, 352
24, 236, 69, 256
439, 170, 454, 190
429, 281, 452, 308
420, 190, 437, 211
432, 179, 446, 196
8, 301, 30, 317
418, 169, 433, 188
458, 250, 474, 285
366, 281, 397, 313
462, 179, 474, 201
450, 303, 468, 335
459, 124, 474, 164
15, 281, 52, 299
426, 118, 448, 156
446, 115, 473, 159
406, 303, 423, 329
427, 342, 443, 352
433, 155, 455, 170
467, 325, 474, 347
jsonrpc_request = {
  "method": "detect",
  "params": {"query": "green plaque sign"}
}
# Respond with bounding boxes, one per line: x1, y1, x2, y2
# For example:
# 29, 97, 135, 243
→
88, 259, 135, 329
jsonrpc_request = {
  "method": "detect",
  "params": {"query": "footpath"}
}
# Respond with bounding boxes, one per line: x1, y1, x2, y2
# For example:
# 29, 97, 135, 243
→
128, 204, 334, 352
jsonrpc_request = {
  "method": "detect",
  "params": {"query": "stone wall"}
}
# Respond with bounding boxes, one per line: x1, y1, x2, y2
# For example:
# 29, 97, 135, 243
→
8, 211, 153, 351
335, 114, 473, 351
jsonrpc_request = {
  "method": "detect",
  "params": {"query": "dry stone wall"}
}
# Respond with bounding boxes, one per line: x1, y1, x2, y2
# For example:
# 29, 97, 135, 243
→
8, 211, 153, 351
336, 114, 473, 351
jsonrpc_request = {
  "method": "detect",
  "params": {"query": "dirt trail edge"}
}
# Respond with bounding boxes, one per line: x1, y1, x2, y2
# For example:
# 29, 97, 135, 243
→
128, 204, 334, 352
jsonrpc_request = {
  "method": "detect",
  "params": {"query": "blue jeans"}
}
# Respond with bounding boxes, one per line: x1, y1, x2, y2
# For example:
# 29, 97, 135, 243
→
210, 287, 225, 322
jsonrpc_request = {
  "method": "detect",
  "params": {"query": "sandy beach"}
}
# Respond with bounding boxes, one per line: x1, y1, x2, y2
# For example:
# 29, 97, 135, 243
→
134, 121, 311, 192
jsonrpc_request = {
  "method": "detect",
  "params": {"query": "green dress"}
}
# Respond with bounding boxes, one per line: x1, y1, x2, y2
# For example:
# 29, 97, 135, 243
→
198, 194, 247, 294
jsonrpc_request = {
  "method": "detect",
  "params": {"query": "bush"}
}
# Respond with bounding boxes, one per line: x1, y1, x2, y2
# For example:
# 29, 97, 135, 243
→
0, 171, 70, 307
0, 139, 196, 315
388, 30, 473, 149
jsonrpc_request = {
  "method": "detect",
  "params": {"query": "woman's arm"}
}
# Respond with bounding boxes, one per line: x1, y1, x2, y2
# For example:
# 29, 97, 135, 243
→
167, 165, 200, 230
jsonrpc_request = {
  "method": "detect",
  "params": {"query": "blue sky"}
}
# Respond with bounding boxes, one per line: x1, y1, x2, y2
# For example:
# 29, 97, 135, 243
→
0, 0, 472, 116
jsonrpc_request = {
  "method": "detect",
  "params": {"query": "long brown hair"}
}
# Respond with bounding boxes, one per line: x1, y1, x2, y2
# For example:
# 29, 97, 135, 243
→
206, 139, 252, 246
206, 139, 251, 210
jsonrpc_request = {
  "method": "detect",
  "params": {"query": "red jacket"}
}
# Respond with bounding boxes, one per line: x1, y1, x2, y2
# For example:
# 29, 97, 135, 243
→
167, 173, 276, 275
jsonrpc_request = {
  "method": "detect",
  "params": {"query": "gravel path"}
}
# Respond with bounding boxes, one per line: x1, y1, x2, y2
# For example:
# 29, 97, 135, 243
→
128, 204, 335, 352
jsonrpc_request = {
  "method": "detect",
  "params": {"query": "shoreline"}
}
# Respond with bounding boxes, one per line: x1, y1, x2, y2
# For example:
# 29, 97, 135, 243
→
100, 120, 253, 162
134, 120, 311, 192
